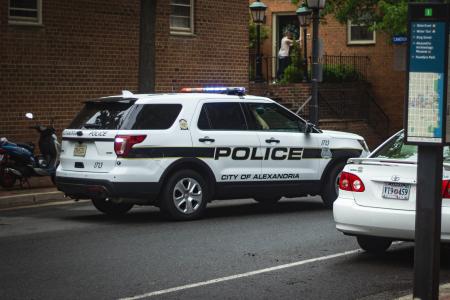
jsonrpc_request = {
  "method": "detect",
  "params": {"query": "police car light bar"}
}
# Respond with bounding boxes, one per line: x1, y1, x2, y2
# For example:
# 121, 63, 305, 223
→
180, 87, 246, 96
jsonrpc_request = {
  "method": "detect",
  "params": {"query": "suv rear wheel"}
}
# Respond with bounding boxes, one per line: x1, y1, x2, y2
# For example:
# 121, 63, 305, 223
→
322, 161, 346, 209
357, 236, 392, 253
160, 170, 209, 221
92, 198, 134, 216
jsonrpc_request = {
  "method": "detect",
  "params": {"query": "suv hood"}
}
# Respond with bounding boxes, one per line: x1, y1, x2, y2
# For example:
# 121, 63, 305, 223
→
321, 129, 364, 141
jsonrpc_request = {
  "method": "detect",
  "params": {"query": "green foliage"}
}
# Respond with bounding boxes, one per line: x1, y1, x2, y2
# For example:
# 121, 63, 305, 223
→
322, 65, 362, 83
249, 18, 269, 49
291, 0, 450, 38
280, 65, 304, 84
279, 42, 304, 84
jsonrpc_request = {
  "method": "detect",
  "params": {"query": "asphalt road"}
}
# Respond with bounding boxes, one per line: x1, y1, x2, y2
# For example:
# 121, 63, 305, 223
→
1, 197, 450, 300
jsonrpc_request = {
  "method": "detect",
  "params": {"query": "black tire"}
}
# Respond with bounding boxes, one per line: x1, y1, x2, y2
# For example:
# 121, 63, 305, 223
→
322, 161, 346, 209
160, 169, 209, 221
0, 171, 17, 188
357, 236, 392, 253
92, 198, 133, 216
254, 196, 281, 205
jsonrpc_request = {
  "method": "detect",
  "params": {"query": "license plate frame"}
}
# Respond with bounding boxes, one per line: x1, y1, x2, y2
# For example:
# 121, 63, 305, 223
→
382, 182, 410, 200
73, 144, 87, 157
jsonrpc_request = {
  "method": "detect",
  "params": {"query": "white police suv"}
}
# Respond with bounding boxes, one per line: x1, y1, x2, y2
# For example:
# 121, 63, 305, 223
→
56, 87, 370, 220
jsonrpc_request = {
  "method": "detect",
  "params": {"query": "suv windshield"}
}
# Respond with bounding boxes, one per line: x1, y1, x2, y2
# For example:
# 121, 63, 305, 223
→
371, 131, 450, 162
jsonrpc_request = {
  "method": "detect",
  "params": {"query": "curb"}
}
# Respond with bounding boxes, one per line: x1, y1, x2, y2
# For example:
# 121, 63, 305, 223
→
0, 190, 67, 210
395, 283, 450, 299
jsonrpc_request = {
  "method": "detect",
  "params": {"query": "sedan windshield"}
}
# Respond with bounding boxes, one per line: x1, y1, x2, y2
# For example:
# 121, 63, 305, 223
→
371, 131, 450, 162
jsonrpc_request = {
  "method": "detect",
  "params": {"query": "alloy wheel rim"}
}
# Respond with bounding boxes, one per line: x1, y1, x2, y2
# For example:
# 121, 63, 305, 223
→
173, 177, 203, 214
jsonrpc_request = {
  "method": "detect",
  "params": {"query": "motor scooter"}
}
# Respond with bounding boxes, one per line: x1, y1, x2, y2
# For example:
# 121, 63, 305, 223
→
0, 113, 61, 188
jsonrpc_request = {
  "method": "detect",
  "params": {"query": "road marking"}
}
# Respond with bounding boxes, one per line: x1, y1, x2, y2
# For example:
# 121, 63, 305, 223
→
118, 248, 363, 300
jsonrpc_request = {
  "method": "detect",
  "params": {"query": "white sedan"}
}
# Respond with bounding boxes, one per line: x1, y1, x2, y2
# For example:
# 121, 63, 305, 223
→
333, 130, 450, 253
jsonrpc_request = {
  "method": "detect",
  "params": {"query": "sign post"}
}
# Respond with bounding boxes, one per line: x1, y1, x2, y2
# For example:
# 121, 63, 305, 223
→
405, 3, 449, 299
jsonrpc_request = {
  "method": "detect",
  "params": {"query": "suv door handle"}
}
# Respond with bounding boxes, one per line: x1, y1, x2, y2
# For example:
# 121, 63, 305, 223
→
265, 138, 280, 144
199, 137, 215, 143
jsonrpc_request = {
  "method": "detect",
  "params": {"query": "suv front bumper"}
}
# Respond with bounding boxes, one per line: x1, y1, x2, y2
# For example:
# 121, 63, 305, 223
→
55, 176, 161, 201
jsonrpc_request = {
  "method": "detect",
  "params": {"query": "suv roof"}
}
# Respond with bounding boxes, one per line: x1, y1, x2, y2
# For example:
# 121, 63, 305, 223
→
99, 93, 273, 104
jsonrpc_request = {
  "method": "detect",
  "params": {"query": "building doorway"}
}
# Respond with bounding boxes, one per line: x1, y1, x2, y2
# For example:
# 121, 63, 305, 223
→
272, 14, 300, 80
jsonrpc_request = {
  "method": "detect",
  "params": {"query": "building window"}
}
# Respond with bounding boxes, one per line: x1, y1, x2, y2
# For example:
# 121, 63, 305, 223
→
9, 0, 42, 25
347, 21, 376, 45
170, 0, 194, 35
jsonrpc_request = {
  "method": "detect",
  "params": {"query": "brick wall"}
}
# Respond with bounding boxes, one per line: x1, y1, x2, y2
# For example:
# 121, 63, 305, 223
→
0, 0, 140, 143
155, 1, 249, 92
1, 0, 248, 143
249, 82, 310, 112
256, 1, 406, 135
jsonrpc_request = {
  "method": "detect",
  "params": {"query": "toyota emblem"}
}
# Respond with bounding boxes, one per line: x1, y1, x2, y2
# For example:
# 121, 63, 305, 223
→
391, 175, 400, 182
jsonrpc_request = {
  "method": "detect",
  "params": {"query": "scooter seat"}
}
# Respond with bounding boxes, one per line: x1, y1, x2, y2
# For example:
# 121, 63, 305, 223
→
16, 143, 35, 153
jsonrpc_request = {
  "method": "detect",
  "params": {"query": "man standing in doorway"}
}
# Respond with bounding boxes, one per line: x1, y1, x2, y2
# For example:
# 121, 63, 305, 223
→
277, 31, 294, 81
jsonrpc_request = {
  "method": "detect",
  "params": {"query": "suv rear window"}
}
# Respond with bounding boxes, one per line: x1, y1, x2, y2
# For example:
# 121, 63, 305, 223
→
69, 102, 134, 129
69, 102, 182, 130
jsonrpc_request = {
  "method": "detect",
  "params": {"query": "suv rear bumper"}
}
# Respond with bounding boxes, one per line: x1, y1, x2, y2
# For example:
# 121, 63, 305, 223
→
55, 176, 160, 201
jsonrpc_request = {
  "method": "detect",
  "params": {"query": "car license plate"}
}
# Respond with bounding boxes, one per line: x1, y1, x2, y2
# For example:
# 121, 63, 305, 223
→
73, 144, 87, 157
382, 183, 410, 200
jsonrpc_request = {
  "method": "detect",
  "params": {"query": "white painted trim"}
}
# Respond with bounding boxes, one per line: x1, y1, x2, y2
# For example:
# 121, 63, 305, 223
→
170, 0, 194, 35
8, 0, 42, 26
347, 20, 376, 45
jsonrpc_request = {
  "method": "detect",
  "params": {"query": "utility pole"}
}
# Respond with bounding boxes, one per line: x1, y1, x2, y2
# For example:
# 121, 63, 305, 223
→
138, 0, 156, 93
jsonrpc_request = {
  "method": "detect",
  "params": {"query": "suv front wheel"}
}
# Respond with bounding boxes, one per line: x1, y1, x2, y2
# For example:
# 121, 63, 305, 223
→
160, 170, 209, 221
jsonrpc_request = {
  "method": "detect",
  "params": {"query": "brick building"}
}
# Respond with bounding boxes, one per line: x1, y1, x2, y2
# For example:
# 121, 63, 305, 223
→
251, 0, 407, 136
0, 0, 248, 142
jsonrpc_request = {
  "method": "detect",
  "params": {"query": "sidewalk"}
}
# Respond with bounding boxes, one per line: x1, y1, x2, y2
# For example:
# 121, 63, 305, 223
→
0, 177, 66, 209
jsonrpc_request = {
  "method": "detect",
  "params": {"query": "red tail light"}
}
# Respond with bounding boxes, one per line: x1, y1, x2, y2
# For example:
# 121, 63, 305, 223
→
339, 172, 365, 192
114, 135, 146, 157
442, 180, 450, 198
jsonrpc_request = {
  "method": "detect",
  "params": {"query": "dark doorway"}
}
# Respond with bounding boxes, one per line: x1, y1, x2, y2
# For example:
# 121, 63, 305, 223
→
276, 15, 300, 56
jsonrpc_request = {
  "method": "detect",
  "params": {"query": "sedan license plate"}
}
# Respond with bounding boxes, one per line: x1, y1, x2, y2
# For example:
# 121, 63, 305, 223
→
73, 144, 87, 157
382, 183, 410, 200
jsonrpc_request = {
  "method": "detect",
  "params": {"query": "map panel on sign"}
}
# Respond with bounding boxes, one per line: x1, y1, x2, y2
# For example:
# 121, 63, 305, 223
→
406, 21, 446, 143
407, 72, 443, 140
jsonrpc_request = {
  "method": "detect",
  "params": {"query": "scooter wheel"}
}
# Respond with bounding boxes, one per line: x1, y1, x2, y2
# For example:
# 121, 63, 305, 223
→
0, 172, 17, 188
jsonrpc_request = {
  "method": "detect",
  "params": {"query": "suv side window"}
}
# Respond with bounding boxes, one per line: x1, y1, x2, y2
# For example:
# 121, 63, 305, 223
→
124, 104, 182, 130
198, 102, 247, 130
246, 103, 305, 132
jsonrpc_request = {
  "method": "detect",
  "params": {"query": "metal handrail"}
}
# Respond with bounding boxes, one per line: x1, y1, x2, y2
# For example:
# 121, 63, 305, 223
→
296, 96, 312, 115
249, 54, 370, 83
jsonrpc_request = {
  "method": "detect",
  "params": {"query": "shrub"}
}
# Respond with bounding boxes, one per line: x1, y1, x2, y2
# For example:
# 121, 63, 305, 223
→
322, 65, 362, 82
